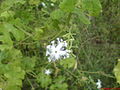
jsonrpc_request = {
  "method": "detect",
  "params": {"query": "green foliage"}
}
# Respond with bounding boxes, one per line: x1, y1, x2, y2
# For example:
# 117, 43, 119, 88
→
51, 0, 57, 3
114, 59, 120, 84
29, 0, 41, 6
59, 0, 77, 12
51, 9, 65, 20
0, 24, 13, 50
0, 11, 15, 18
37, 72, 52, 88
21, 57, 36, 72
0, 0, 25, 12
60, 57, 76, 69
0, 23, 25, 50
0, 48, 25, 89
4, 65, 25, 90
0, 0, 111, 89
0, 48, 36, 89
82, 0, 102, 16
73, 8, 91, 24
33, 28, 44, 40
4, 23, 25, 41
50, 76, 68, 90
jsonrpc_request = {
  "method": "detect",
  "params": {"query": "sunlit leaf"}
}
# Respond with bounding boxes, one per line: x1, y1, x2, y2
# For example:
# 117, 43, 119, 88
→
113, 59, 120, 84
51, 9, 65, 20
60, 57, 76, 69
82, 0, 102, 16
37, 72, 52, 88
59, 0, 77, 12
73, 8, 91, 24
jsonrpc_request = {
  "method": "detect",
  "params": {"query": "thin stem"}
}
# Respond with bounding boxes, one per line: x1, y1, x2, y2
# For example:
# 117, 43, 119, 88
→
26, 77, 35, 90
77, 70, 115, 78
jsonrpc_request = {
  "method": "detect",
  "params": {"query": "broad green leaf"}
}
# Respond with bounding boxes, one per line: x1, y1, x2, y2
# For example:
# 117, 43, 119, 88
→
0, 48, 25, 90
50, 83, 68, 90
7, 78, 23, 87
5, 84, 21, 90
15, 10, 35, 24
4, 65, 25, 89
51, 0, 57, 2
0, 45, 12, 51
29, 0, 41, 5
0, 48, 22, 62
50, 76, 68, 90
0, 11, 15, 18
0, 23, 25, 50
0, 0, 26, 11
0, 82, 4, 89
21, 57, 36, 72
113, 59, 120, 84
37, 72, 52, 88
73, 8, 91, 24
0, 24, 13, 50
60, 57, 76, 69
82, 0, 102, 16
0, 64, 5, 74
4, 23, 25, 41
51, 9, 65, 20
4, 65, 25, 80
4, 65, 25, 88
33, 28, 44, 40
59, 0, 77, 12
54, 76, 66, 83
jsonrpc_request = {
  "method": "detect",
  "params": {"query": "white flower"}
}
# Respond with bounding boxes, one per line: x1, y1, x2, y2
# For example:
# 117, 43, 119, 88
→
96, 79, 102, 89
51, 3, 54, 6
45, 69, 51, 75
41, 2, 47, 8
46, 38, 71, 62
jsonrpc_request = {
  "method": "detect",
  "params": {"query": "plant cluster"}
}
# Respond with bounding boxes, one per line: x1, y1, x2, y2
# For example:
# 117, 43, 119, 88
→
0, 0, 119, 90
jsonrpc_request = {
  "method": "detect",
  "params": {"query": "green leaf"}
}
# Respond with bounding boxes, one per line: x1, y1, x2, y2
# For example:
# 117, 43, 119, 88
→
50, 83, 68, 90
51, 9, 65, 20
113, 59, 120, 84
33, 28, 44, 40
59, 0, 77, 12
0, 48, 22, 62
50, 76, 68, 90
21, 57, 36, 72
73, 8, 91, 24
29, 0, 41, 5
4, 23, 25, 41
4, 65, 25, 79
5, 84, 21, 90
60, 57, 76, 69
37, 72, 52, 88
15, 10, 35, 24
0, 48, 25, 90
0, 64, 5, 75
0, 24, 13, 50
0, 23, 25, 50
51, 0, 57, 3
0, 0, 26, 11
4, 65, 25, 89
4, 65, 25, 86
0, 11, 15, 18
54, 76, 66, 83
82, 0, 102, 16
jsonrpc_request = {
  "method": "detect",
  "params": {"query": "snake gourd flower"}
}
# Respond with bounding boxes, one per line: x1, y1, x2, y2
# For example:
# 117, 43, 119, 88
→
46, 38, 71, 62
